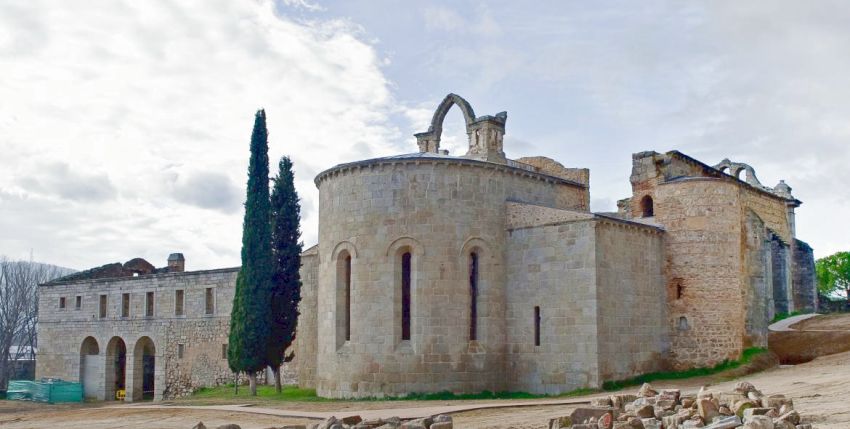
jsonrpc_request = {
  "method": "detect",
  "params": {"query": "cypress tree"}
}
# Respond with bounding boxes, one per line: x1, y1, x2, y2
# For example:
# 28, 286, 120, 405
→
228, 109, 274, 396
268, 156, 303, 393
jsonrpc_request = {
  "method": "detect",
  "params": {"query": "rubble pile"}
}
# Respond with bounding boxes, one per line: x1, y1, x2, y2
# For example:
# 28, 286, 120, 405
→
549, 382, 813, 429
307, 413, 453, 429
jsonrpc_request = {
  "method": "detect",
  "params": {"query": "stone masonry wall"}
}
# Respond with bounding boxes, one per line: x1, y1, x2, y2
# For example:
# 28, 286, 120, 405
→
505, 219, 600, 394
594, 220, 667, 382
655, 178, 744, 369
313, 157, 589, 398
296, 247, 319, 389
37, 268, 238, 400
792, 239, 817, 312
743, 210, 772, 348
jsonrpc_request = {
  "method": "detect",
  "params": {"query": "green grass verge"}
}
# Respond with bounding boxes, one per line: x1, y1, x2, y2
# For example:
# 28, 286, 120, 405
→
189, 385, 598, 402
771, 311, 806, 323
192, 348, 769, 402
191, 384, 327, 401
601, 347, 768, 391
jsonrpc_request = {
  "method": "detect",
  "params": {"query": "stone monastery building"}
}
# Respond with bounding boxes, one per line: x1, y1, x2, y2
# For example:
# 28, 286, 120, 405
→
37, 94, 816, 401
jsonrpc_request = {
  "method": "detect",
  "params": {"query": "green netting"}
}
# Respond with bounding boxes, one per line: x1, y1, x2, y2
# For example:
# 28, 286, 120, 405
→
6, 379, 82, 403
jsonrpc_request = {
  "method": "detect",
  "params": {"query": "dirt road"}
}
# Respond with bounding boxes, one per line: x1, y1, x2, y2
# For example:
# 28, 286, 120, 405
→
2, 350, 848, 428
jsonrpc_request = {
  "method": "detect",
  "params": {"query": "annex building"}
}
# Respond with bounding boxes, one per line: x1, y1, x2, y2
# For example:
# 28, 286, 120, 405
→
37, 94, 817, 400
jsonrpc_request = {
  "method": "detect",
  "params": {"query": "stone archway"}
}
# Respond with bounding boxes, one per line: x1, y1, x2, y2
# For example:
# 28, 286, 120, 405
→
79, 337, 102, 400
104, 337, 127, 401
131, 336, 156, 401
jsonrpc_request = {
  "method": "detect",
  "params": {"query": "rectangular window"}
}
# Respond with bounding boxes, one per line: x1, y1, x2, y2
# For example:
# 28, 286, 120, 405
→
75, 296, 81, 310
178, 344, 185, 359
401, 252, 412, 341
534, 306, 541, 347
205, 288, 214, 315
99, 295, 107, 318
221, 344, 227, 359
59, 297, 66, 309
175, 290, 184, 316
121, 293, 130, 318
145, 291, 154, 317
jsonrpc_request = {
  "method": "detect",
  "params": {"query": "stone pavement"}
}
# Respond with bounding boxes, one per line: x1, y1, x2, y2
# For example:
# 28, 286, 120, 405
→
768, 313, 820, 332
117, 397, 592, 421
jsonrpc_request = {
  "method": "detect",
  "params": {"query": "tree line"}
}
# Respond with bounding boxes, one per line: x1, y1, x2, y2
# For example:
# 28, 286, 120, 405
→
227, 109, 302, 395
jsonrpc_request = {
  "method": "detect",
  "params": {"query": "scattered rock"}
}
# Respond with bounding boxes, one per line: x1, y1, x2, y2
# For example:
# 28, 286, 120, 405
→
638, 383, 658, 397
741, 415, 774, 429
216, 425, 241, 429
192, 423, 207, 429
697, 399, 719, 422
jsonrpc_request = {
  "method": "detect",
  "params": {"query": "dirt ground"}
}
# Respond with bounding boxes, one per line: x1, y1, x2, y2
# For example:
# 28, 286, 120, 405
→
791, 312, 850, 330
3, 319, 850, 429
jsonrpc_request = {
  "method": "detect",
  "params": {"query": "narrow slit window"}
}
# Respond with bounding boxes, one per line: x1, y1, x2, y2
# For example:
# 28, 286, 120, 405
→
59, 297, 66, 309
121, 293, 130, 318
178, 343, 185, 359
345, 255, 352, 341
469, 252, 479, 341
534, 306, 541, 346
676, 283, 683, 300
145, 291, 154, 317
221, 344, 227, 359
401, 251, 412, 341
75, 296, 81, 310
175, 290, 184, 316
99, 294, 107, 318
205, 288, 215, 315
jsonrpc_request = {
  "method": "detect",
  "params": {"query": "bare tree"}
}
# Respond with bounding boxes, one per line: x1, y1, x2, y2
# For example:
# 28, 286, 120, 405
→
0, 257, 73, 389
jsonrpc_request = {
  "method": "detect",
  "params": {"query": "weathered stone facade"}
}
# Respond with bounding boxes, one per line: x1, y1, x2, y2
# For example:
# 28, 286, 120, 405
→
37, 264, 238, 401
37, 94, 817, 400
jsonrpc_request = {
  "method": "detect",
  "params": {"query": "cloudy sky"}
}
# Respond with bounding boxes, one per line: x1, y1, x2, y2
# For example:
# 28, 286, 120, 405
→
1, 0, 848, 271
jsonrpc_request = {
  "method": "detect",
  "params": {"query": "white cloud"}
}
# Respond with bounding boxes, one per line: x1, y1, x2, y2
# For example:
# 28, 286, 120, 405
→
0, 0, 400, 269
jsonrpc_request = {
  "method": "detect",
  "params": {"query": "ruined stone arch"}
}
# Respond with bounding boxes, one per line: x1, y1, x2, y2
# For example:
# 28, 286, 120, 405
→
713, 158, 764, 187
428, 93, 477, 143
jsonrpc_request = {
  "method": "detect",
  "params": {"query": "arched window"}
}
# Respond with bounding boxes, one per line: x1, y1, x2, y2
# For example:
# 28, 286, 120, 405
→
401, 252, 412, 341
336, 251, 352, 347
469, 252, 479, 341
640, 195, 654, 217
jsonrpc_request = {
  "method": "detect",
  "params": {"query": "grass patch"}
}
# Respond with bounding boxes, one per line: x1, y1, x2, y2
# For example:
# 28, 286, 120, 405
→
191, 384, 326, 402
188, 385, 598, 402
602, 347, 768, 391
771, 311, 806, 323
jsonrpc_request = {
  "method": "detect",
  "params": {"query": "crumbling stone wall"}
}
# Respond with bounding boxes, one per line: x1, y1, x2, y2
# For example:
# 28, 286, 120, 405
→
770, 236, 790, 315
792, 239, 817, 312
37, 268, 238, 400
744, 211, 772, 348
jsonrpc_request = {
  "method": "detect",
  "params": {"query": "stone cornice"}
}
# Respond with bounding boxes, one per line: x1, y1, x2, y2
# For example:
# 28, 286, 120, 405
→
314, 156, 587, 189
